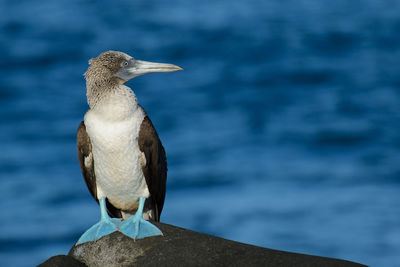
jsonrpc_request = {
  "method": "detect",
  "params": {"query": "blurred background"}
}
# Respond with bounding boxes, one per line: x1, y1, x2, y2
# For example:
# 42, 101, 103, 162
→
0, 0, 399, 266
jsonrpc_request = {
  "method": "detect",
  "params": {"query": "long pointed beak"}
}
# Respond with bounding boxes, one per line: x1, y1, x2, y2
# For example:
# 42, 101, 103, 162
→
134, 60, 183, 74
117, 59, 183, 81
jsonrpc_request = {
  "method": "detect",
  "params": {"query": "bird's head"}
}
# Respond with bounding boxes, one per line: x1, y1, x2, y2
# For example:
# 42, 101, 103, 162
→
85, 50, 182, 84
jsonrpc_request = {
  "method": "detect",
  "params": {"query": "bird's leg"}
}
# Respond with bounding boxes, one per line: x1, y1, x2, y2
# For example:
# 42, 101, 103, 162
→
77, 198, 122, 244
119, 197, 163, 240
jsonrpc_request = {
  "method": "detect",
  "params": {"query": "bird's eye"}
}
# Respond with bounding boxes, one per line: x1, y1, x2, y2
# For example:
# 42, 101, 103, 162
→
123, 61, 129, 67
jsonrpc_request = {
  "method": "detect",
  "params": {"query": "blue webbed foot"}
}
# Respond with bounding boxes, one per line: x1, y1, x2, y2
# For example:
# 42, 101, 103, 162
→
119, 197, 163, 240
119, 215, 162, 239
77, 217, 121, 244
77, 198, 122, 244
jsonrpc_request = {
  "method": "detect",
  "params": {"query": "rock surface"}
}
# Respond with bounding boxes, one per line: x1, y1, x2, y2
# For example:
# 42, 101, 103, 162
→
38, 255, 87, 267
64, 222, 366, 267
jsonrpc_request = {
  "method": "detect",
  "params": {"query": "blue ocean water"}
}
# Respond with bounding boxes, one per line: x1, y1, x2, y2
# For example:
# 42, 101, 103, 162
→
1, 0, 400, 266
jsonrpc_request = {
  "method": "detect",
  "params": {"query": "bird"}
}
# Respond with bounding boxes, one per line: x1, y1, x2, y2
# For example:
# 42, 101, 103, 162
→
76, 50, 182, 244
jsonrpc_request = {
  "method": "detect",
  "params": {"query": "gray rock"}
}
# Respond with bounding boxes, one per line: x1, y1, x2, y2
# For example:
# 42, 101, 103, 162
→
68, 222, 367, 267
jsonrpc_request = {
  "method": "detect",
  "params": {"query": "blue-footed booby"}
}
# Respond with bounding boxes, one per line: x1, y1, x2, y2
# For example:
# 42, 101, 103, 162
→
76, 51, 182, 244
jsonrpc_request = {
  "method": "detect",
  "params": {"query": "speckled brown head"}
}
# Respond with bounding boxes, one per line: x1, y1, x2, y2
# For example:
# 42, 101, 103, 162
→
85, 50, 182, 88
88, 51, 129, 76
84, 50, 182, 108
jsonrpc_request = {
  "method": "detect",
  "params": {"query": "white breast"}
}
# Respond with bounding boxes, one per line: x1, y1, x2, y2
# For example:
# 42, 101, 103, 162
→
84, 86, 149, 211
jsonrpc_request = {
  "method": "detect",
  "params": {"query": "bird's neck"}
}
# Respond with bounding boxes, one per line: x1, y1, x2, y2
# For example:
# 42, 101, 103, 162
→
86, 81, 140, 121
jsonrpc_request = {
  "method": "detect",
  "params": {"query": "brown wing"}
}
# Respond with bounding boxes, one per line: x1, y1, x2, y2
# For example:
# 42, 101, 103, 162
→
138, 116, 167, 222
76, 121, 122, 218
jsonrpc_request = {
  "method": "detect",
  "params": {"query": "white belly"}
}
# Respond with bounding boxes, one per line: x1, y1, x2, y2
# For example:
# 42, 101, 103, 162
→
84, 108, 149, 211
